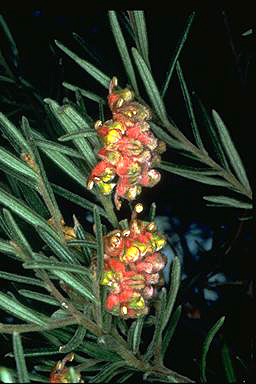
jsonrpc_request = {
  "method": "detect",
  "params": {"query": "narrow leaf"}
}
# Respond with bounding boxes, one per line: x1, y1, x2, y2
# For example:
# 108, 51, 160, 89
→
212, 110, 251, 191
0, 271, 45, 287
55, 40, 111, 89
194, 95, 230, 170
44, 99, 97, 167
0, 147, 39, 183
0, 112, 31, 153
93, 205, 104, 282
23, 260, 93, 279
0, 240, 18, 257
51, 184, 108, 220
36, 138, 85, 158
150, 122, 185, 150
0, 292, 48, 326
221, 341, 237, 383
158, 161, 230, 187
3, 208, 34, 260
19, 290, 59, 306
132, 47, 168, 124
108, 11, 139, 94
18, 183, 50, 219
203, 195, 252, 209
36, 226, 81, 265
21, 116, 63, 237
132, 11, 150, 68
63, 82, 106, 104
0, 367, 15, 383
176, 60, 206, 152
58, 130, 97, 142
144, 288, 167, 362
51, 270, 97, 304
90, 361, 127, 383
161, 12, 195, 98
161, 305, 182, 359
58, 325, 87, 353
200, 316, 225, 383
149, 202, 157, 221
162, 257, 181, 329
12, 333, 30, 383
128, 316, 144, 354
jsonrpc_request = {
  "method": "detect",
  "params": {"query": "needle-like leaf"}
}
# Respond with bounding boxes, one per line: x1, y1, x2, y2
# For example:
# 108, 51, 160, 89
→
132, 47, 169, 124
200, 316, 225, 383
55, 40, 111, 89
212, 110, 251, 192
12, 333, 30, 383
161, 12, 195, 98
203, 195, 252, 209
109, 11, 139, 95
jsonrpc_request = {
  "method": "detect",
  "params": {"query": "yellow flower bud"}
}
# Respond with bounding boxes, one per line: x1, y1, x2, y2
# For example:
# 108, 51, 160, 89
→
123, 246, 140, 262
97, 181, 115, 195
105, 129, 122, 145
102, 168, 115, 182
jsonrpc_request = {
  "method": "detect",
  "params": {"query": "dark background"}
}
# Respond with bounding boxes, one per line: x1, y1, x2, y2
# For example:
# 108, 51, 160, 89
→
0, 8, 255, 382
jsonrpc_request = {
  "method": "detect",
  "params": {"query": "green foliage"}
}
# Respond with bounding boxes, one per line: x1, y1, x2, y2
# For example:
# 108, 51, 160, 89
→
0, 10, 252, 384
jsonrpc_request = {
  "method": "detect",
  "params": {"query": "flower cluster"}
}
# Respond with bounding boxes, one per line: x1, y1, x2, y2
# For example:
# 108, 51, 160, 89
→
101, 204, 167, 318
87, 77, 166, 209
49, 353, 83, 383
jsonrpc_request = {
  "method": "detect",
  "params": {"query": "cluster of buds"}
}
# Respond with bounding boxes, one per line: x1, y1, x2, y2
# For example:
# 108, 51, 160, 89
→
49, 353, 83, 383
101, 204, 167, 318
87, 77, 166, 209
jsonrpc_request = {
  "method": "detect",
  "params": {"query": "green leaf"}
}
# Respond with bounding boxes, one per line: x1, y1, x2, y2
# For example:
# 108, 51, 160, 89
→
51, 184, 108, 220
161, 12, 195, 98
55, 40, 111, 89
79, 340, 121, 362
203, 195, 252, 209
36, 138, 85, 158
36, 226, 81, 265
212, 110, 251, 191
0, 367, 15, 383
0, 147, 39, 185
132, 47, 168, 124
149, 202, 157, 221
0, 112, 31, 154
117, 371, 134, 383
93, 205, 104, 282
150, 122, 185, 150
18, 290, 59, 306
0, 291, 48, 326
127, 316, 144, 354
161, 305, 182, 359
12, 333, 30, 383
44, 99, 97, 168
58, 130, 97, 142
221, 341, 237, 383
163, 257, 181, 329
131, 11, 150, 69
200, 316, 225, 383
18, 183, 50, 219
23, 260, 93, 279
0, 271, 45, 287
3, 209, 34, 260
0, 239, 17, 256
90, 361, 128, 383
73, 215, 92, 266
194, 95, 230, 170
176, 60, 206, 152
52, 269, 97, 304
158, 161, 230, 187
144, 288, 167, 362
58, 325, 87, 353
108, 11, 139, 95
21, 116, 63, 237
